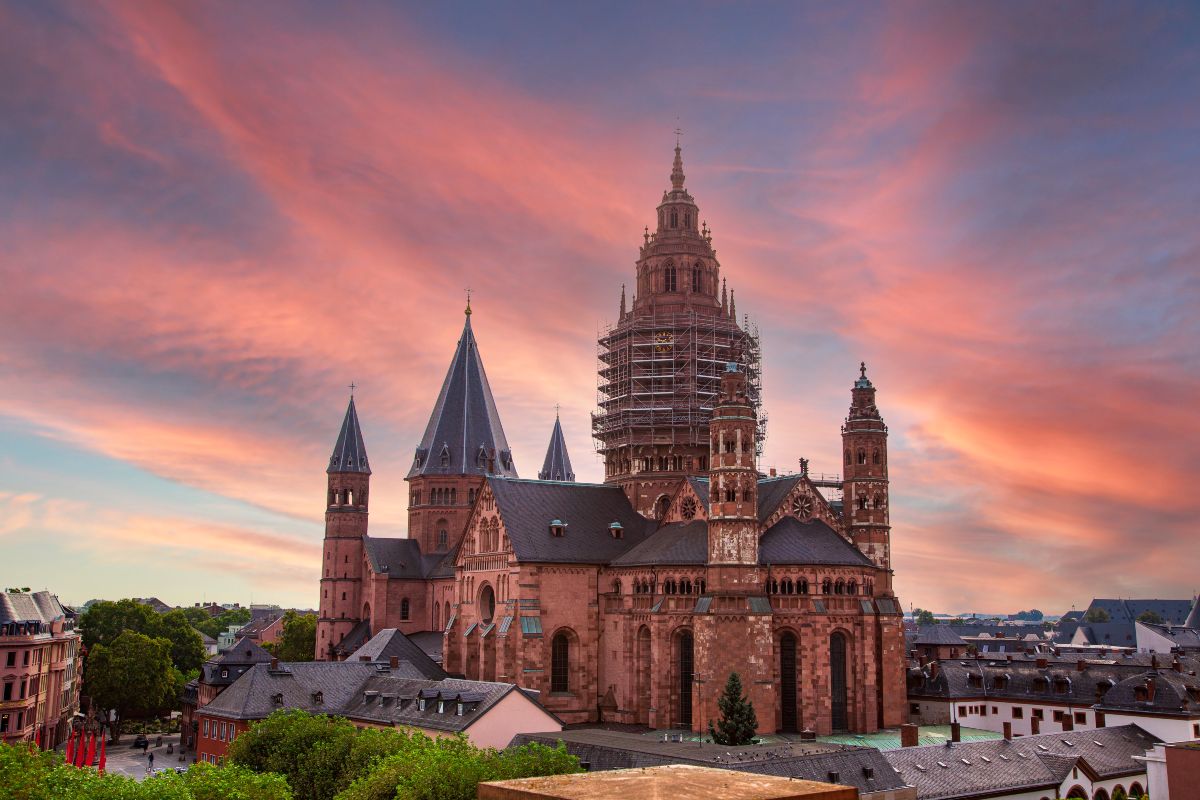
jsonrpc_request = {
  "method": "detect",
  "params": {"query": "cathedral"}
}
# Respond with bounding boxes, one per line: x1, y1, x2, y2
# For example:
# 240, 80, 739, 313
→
315, 144, 907, 734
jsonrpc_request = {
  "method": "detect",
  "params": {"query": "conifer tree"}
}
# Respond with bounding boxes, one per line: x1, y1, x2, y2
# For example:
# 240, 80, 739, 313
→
708, 671, 758, 745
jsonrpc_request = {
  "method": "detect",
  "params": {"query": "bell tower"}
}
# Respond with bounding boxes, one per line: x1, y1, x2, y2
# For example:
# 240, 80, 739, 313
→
316, 394, 371, 660
841, 363, 892, 592
706, 363, 760, 591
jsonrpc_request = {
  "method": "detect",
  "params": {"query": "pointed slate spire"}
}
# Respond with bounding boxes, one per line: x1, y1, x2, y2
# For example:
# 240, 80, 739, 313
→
408, 306, 517, 479
538, 410, 575, 482
619, 284, 627, 319
328, 396, 370, 474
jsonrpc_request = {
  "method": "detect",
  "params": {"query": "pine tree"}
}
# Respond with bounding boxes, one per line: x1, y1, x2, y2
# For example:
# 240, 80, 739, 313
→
708, 671, 758, 745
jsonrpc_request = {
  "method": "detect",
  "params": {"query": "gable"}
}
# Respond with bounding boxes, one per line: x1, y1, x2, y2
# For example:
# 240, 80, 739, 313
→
759, 475, 841, 532
661, 479, 706, 524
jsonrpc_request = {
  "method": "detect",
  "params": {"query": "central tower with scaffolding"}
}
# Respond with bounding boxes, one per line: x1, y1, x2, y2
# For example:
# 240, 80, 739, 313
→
594, 142, 764, 519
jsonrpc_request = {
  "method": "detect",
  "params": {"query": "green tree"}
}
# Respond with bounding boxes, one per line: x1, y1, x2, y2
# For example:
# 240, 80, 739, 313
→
1084, 607, 1111, 623
948, 617, 965, 626
158, 609, 207, 673
86, 631, 177, 741
913, 608, 937, 626
79, 599, 205, 674
268, 612, 317, 662
707, 671, 758, 746
1137, 610, 1164, 625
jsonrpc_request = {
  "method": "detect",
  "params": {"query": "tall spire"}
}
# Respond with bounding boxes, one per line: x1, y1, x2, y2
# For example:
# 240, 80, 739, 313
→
538, 410, 575, 482
729, 289, 736, 320
670, 141, 686, 190
328, 396, 370, 474
619, 284, 627, 318
721, 278, 728, 314
408, 307, 517, 479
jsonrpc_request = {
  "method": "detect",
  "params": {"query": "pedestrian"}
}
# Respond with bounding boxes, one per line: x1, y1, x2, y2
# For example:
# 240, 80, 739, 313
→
143, 740, 149, 755
149, 751, 155, 770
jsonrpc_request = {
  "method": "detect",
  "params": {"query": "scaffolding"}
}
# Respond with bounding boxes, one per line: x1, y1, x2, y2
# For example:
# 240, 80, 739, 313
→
592, 309, 765, 475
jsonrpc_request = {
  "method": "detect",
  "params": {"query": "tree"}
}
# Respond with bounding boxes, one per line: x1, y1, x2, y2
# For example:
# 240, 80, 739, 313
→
1137, 610, 1164, 625
948, 617, 965, 626
158, 609, 207, 673
86, 631, 177, 741
1084, 607, 1111, 623
707, 671, 758, 746
79, 599, 205, 674
268, 612, 316, 662
913, 608, 937, 626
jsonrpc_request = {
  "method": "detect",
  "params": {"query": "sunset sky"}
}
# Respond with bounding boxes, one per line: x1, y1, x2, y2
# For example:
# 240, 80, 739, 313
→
2, 1, 1198, 613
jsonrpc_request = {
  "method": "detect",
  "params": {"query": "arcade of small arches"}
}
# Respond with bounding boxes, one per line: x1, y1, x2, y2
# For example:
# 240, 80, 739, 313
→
767, 576, 875, 597
327, 487, 366, 506
845, 449, 883, 466
654, 260, 713, 296
1062, 785, 1144, 800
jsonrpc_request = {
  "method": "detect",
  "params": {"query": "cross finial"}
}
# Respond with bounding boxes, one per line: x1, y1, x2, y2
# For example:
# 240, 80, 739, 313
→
860, 361, 867, 378
465, 288, 473, 316
554, 403, 560, 419
348, 382, 356, 397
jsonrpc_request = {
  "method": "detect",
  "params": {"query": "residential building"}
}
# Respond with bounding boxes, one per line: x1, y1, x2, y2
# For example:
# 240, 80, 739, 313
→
884, 724, 1157, 800
180, 637, 273, 751
1137, 740, 1200, 800
1136, 622, 1200, 655
0, 591, 82, 749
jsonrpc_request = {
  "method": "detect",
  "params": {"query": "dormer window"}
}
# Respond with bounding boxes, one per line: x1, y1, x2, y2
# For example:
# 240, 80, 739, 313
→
418, 698, 426, 711
312, 691, 323, 704
437, 699, 445, 713
457, 702, 465, 716
271, 693, 284, 705
439, 444, 451, 467
609, 522, 623, 539
549, 519, 567, 537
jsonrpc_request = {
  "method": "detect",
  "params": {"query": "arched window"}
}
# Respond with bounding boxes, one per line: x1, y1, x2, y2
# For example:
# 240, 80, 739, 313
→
664, 265, 677, 292
835, 579, 845, 595
724, 487, 736, 502
769, 579, 779, 594
847, 580, 857, 595
799, 578, 809, 595
400, 598, 410, 621
551, 633, 571, 693
433, 602, 440, 630
670, 210, 679, 228
681, 578, 692, 595
683, 211, 691, 228
692, 265, 702, 292
857, 449, 866, 464
698, 578, 706, 594
858, 495, 869, 510
872, 450, 880, 465
830, 632, 848, 730
874, 494, 883, 510
478, 585, 495, 624
822, 578, 832, 595
782, 578, 794, 595
1128, 783, 1144, 799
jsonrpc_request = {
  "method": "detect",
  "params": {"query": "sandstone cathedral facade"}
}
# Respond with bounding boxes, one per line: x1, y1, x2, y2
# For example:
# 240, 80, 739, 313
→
315, 145, 906, 734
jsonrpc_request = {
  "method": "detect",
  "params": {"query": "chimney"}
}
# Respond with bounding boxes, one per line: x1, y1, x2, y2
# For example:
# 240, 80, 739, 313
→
359, 655, 370, 662
270, 658, 278, 670
929, 662, 940, 680
1003, 722, 1013, 740
1146, 677, 1157, 702
1077, 659, 1087, 672
1173, 658, 1183, 673
390, 655, 399, 670
1007, 654, 1013, 662
1030, 717, 1040, 735
918, 654, 928, 668
1036, 657, 1048, 668
950, 722, 961, 742
901, 724, 919, 748
1095, 711, 1106, 728
769, 467, 777, 477
1062, 715, 1074, 731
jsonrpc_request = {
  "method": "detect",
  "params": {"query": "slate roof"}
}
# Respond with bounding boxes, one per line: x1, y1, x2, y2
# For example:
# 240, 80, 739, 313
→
1140, 622, 1200, 650
407, 630, 445, 664
328, 396, 370, 474
509, 730, 907, 794
1086, 598, 1194, 625
364, 537, 429, 579
609, 521, 708, 566
537, 415, 574, 482
333, 619, 372, 657
1096, 669, 1200, 715
758, 517, 874, 567
201, 637, 274, 685
686, 477, 709, 506
489, 477, 652, 564
201, 662, 380, 720
1186, 597, 1200, 630
408, 313, 517, 479
756, 475, 803, 520
0, 591, 67, 625
914, 625, 968, 647
1073, 622, 1137, 647
884, 724, 1159, 800
1061, 610, 1084, 622
346, 628, 447, 679
341, 676, 545, 733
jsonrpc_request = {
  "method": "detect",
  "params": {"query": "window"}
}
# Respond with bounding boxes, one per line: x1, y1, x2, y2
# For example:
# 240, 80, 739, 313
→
4, 652, 13, 667
873, 450, 880, 464
551, 633, 570, 692
203, 720, 209, 737
664, 265, 677, 292
692, 266, 702, 292
2, 683, 10, 701
1032, 708, 1044, 720
1012, 707, 1024, 719
959, 705, 968, 716
400, 598, 410, 621
911, 703, 921, 714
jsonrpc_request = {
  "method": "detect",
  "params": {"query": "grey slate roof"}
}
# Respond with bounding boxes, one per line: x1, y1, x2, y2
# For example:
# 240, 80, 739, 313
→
1140, 622, 1200, 650
407, 630, 444, 664
509, 731, 907, 794
0, 591, 67, 625
341, 675, 543, 733
1096, 669, 1200, 715
201, 637, 274, 685
202, 662, 380, 720
408, 313, 517, 479
884, 724, 1159, 800
906, 657, 1175, 706
489, 477, 652, 564
1185, 596, 1200, 629
537, 415, 574, 482
333, 619, 372, 657
328, 396, 370, 474
914, 625, 968, 647
364, 537, 429, 579
1073, 622, 1137, 647
1086, 598, 1194, 625
347, 628, 447, 679
757, 475, 802, 520
609, 521, 708, 566
686, 477, 709, 506
758, 517, 875, 567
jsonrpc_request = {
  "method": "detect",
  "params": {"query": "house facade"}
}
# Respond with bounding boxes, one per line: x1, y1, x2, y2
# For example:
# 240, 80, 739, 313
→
0, 591, 82, 750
